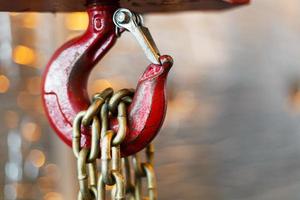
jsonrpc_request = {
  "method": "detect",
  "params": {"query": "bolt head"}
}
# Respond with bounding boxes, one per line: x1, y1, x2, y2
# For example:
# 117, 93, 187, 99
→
116, 11, 129, 24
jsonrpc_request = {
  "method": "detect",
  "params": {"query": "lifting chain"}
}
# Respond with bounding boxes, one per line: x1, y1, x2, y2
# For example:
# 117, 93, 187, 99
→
72, 88, 157, 200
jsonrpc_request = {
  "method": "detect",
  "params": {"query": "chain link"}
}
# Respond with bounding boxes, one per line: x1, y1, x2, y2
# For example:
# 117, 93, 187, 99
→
72, 88, 157, 200
101, 130, 116, 185
132, 144, 157, 200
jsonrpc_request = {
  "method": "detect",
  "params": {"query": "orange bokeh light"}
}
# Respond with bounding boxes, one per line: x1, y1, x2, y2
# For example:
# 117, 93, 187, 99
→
65, 12, 88, 31
21, 122, 41, 142
28, 149, 46, 168
13, 45, 36, 66
0, 75, 10, 93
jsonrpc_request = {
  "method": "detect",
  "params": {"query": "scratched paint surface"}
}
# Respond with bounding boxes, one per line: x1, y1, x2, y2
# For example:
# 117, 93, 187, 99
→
1, 0, 300, 199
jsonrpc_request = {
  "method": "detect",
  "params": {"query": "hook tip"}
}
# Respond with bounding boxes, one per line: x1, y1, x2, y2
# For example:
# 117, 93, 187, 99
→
159, 55, 173, 67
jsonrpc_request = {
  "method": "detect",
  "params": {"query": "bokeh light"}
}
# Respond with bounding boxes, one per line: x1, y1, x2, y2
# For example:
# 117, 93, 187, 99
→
89, 79, 113, 95
38, 177, 53, 194
4, 184, 17, 199
28, 149, 46, 168
0, 75, 10, 93
13, 45, 36, 66
9, 12, 19, 17
168, 91, 198, 121
26, 76, 41, 95
44, 164, 61, 182
22, 13, 38, 29
34, 97, 44, 114
43, 192, 64, 200
17, 91, 33, 109
4, 110, 19, 129
65, 12, 88, 31
21, 122, 41, 142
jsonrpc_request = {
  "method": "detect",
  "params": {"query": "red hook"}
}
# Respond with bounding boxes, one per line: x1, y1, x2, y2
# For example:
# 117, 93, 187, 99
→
42, 2, 173, 156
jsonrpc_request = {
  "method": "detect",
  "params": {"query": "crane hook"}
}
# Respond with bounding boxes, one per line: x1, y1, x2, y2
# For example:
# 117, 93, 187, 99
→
42, 2, 173, 156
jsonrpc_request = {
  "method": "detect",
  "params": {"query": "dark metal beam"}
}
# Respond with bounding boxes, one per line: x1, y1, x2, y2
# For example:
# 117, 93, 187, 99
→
0, 0, 249, 13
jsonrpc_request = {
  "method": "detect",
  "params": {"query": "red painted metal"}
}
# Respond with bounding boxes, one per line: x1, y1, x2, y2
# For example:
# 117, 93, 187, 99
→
42, 3, 173, 156
112, 55, 173, 156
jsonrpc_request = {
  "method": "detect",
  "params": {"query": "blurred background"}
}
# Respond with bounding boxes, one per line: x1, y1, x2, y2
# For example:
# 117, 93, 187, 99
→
1, 0, 300, 199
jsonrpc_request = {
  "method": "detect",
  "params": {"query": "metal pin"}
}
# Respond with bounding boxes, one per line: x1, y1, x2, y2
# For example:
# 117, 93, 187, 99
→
113, 8, 161, 65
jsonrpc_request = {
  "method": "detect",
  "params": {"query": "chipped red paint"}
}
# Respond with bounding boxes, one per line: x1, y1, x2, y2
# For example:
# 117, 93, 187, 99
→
42, 3, 173, 156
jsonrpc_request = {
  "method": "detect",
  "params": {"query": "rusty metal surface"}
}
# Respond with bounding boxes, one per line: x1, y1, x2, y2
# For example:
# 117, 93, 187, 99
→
0, 0, 249, 12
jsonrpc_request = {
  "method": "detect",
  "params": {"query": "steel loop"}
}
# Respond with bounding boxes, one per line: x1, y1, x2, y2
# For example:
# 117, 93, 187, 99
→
142, 163, 157, 200
72, 87, 157, 200
133, 153, 143, 200
97, 174, 106, 200
92, 87, 114, 102
97, 172, 126, 200
132, 144, 157, 200
77, 148, 93, 200
108, 89, 134, 113
112, 102, 127, 146
146, 144, 155, 165
73, 111, 86, 158
82, 98, 105, 126
112, 146, 121, 171
88, 116, 101, 162
101, 130, 115, 185
88, 161, 98, 187
100, 102, 109, 138
122, 158, 135, 195
122, 96, 133, 105
78, 186, 97, 200
133, 154, 144, 177
83, 88, 114, 126
111, 172, 126, 200
134, 174, 142, 200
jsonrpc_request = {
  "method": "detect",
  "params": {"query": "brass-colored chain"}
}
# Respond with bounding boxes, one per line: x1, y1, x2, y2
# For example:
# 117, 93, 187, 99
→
72, 88, 157, 200
132, 144, 157, 200
77, 148, 98, 200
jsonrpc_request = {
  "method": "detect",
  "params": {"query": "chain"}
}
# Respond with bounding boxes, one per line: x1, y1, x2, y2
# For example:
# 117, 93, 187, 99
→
72, 88, 157, 200
123, 144, 157, 200
132, 144, 157, 200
